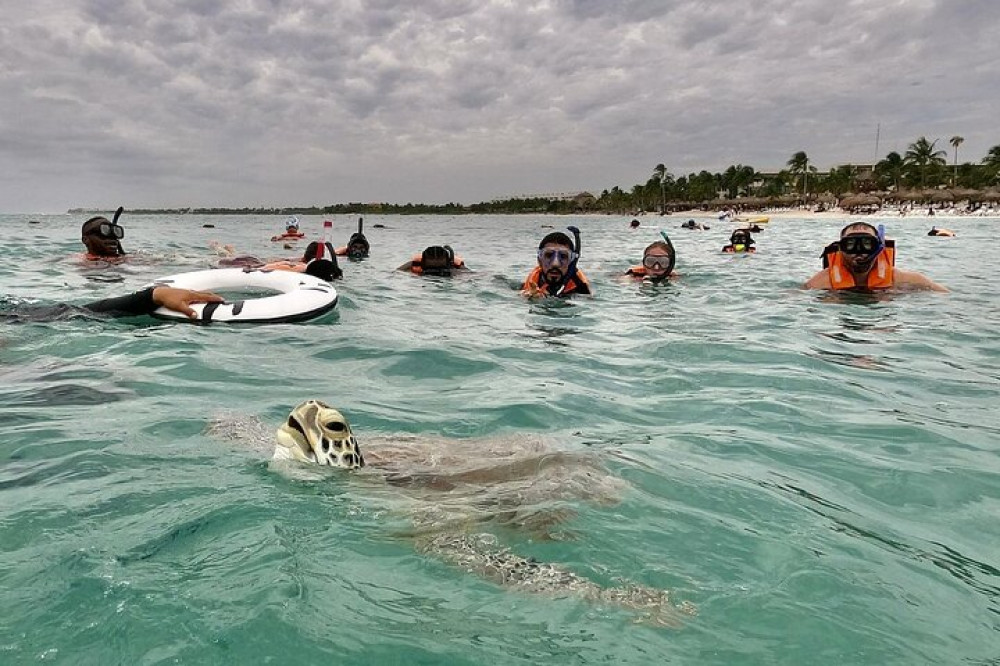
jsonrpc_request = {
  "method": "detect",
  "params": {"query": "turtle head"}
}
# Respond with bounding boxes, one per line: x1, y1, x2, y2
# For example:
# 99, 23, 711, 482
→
274, 400, 365, 469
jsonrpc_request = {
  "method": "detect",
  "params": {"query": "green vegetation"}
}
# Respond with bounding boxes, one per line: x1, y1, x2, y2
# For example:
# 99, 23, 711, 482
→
70, 137, 1000, 216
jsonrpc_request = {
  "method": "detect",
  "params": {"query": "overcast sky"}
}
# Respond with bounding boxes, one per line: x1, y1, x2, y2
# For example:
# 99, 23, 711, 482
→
2, 0, 997, 212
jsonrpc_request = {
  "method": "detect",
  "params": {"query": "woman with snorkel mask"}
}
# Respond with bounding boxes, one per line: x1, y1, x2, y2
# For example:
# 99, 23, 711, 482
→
625, 232, 677, 282
803, 222, 947, 292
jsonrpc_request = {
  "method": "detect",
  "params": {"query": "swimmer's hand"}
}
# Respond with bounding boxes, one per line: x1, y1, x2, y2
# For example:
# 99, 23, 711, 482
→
152, 287, 224, 319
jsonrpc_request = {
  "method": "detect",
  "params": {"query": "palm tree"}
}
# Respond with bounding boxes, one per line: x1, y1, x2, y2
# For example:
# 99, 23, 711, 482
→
876, 151, 906, 191
787, 151, 816, 198
949, 135, 964, 186
904, 136, 947, 188
652, 163, 672, 211
983, 145, 1000, 184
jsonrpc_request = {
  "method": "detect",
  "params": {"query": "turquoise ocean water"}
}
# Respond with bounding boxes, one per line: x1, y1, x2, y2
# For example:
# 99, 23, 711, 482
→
1, 212, 998, 664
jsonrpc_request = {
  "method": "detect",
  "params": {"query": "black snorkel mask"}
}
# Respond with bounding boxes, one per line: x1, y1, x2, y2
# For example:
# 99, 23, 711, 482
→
838, 223, 884, 267
347, 217, 370, 259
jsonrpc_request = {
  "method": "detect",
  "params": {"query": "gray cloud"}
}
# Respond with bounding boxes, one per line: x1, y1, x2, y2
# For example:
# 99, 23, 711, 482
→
1, 0, 997, 211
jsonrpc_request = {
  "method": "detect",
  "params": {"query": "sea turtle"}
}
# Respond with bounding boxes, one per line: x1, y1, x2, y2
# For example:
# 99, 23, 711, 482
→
208, 399, 695, 626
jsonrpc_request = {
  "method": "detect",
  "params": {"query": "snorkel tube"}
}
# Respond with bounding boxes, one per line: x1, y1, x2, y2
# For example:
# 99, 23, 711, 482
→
112, 206, 125, 255
658, 230, 677, 278
555, 226, 582, 296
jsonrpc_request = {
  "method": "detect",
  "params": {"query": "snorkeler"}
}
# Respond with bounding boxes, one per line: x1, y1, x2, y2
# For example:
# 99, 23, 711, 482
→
336, 218, 370, 258
522, 227, 592, 298
927, 226, 956, 237
80, 207, 127, 260
397, 246, 468, 276
680, 219, 708, 230
721, 229, 756, 253
803, 222, 948, 292
271, 216, 306, 242
625, 233, 677, 282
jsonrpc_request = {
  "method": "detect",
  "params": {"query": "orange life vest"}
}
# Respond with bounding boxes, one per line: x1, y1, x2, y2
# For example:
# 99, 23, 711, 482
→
82, 252, 125, 263
822, 242, 895, 291
522, 266, 592, 296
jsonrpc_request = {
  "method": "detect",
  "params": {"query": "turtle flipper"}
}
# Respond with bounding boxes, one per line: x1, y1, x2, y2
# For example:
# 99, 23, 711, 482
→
414, 532, 694, 626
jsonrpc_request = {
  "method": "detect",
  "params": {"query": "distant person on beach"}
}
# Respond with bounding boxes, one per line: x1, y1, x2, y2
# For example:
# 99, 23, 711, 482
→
625, 237, 677, 282
803, 222, 947, 292
522, 229, 592, 298
397, 245, 467, 276
721, 229, 756, 253
80, 208, 126, 260
927, 226, 955, 237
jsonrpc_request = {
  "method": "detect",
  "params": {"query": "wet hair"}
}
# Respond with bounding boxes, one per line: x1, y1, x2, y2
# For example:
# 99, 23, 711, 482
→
538, 232, 573, 250
643, 241, 673, 256
82, 216, 110, 234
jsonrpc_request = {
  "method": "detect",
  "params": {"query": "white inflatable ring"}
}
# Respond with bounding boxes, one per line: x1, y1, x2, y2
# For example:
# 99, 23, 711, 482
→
148, 268, 338, 323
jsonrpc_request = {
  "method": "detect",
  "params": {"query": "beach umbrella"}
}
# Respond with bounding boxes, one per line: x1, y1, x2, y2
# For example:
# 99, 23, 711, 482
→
949, 188, 978, 201
929, 190, 953, 202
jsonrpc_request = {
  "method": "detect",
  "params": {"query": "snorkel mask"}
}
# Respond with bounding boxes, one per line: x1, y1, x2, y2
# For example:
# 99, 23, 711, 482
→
730, 229, 752, 252
642, 231, 676, 280
347, 218, 370, 258
84, 206, 126, 255
838, 223, 884, 268
538, 226, 581, 296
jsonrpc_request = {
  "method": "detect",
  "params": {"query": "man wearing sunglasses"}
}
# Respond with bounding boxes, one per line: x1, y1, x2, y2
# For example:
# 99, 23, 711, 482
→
522, 232, 591, 297
803, 222, 947, 292
81, 215, 126, 260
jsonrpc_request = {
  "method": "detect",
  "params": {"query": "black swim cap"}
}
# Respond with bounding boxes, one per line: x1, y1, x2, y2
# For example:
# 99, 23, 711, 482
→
538, 232, 573, 250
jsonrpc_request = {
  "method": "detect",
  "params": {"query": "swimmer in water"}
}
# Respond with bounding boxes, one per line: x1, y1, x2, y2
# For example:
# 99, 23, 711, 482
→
80, 207, 127, 260
521, 228, 592, 298
803, 222, 948, 292
397, 245, 468, 276
625, 234, 677, 282
721, 228, 756, 253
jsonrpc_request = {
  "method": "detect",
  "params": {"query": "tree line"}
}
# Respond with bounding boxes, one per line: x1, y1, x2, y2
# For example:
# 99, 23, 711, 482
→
71, 137, 1000, 216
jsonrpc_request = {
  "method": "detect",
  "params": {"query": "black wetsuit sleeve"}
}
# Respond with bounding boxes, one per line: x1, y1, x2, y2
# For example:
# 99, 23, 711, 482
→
83, 287, 158, 316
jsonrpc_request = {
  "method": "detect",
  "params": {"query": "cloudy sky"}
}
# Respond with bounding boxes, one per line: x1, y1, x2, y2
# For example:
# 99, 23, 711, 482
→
2, 0, 997, 212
